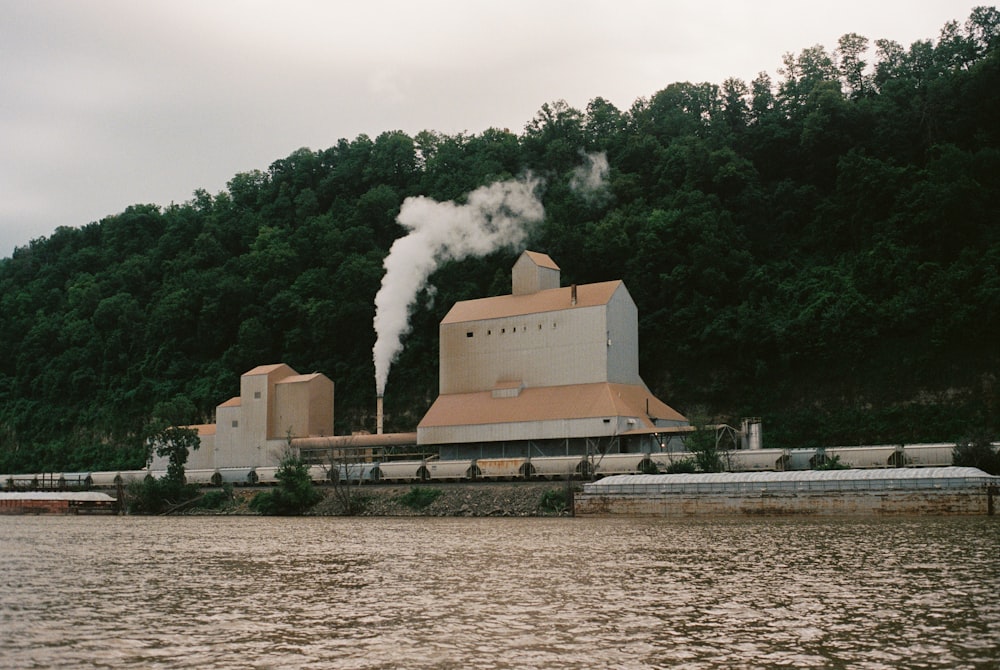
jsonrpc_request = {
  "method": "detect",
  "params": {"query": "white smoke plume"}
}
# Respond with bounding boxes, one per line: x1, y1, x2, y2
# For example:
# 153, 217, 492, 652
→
373, 175, 544, 396
569, 151, 610, 197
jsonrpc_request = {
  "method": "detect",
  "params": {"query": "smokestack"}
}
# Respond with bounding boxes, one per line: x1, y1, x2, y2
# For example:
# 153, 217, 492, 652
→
571, 284, 577, 305
376, 395, 384, 435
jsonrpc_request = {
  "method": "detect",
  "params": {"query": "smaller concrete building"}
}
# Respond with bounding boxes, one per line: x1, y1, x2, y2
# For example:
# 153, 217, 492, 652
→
151, 364, 334, 472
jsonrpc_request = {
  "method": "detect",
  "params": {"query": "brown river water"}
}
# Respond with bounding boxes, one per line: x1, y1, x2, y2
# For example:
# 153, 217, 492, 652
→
1, 515, 997, 669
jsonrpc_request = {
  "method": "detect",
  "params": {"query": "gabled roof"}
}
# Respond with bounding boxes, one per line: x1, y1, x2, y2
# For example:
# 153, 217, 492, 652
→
522, 250, 559, 270
244, 363, 294, 376
441, 280, 623, 324
218, 396, 241, 408
418, 381, 686, 429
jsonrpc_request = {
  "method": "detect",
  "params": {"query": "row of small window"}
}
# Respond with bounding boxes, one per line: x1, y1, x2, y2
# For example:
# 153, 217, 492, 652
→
466, 323, 558, 338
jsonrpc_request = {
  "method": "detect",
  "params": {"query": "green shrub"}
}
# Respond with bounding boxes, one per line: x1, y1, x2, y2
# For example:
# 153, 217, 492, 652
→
251, 455, 322, 515
126, 476, 198, 515
665, 458, 697, 474
540, 487, 571, 513
814, 454, 849, 470
196, 484, 233, 510
396, 486, 442, 510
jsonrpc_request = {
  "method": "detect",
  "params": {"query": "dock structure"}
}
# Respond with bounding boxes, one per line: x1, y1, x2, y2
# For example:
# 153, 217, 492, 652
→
0, 491, 119, 515
575, 467, 1000, 516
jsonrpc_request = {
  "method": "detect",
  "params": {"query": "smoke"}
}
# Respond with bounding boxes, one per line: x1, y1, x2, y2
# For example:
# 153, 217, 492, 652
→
569, 151, 610, 200
372, 174, 544, 396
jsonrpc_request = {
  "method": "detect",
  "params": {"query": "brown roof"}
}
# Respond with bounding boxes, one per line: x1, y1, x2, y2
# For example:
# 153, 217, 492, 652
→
418, 382, 686, 429
293, 432, 418, 449
218, 396, 241, 408
441, 280, 622, 324
244, 363, 294, 376
186, 423, 217, 436
276, 372, 328, 385
522, 250, 560, 270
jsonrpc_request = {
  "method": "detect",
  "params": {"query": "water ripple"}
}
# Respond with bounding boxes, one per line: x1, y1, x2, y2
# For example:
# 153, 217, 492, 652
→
0, 515, 997, 669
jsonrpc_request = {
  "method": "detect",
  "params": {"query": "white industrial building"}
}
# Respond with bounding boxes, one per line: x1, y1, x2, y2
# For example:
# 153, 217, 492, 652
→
418, 251, 690, 459
150, 363, 334, 471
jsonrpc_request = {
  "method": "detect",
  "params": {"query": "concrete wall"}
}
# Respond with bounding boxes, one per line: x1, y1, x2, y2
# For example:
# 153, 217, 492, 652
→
574, 489, 995, 516
274, 375, 334, 440
214, 401, 250, 468
440, 304, 613, 394
604, 284, 641, 385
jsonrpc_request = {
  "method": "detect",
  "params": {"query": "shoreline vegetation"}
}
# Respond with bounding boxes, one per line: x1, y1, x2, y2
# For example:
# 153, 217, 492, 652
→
181, 482, 577, 517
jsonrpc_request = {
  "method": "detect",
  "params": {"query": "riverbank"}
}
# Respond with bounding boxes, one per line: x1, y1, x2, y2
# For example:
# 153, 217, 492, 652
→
204, 481, 579, 517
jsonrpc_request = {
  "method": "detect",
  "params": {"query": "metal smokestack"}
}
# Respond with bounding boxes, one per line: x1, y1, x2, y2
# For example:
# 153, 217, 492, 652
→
376, 394, 384, 435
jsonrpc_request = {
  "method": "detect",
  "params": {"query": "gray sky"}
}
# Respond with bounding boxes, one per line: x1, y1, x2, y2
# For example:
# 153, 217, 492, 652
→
0, 0, 980, 258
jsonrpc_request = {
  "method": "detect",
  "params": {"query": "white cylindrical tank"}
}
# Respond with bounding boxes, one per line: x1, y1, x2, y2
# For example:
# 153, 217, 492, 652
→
742, 418, 763, 450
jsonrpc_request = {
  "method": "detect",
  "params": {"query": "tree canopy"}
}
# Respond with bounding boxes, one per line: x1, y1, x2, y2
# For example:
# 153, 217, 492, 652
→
1, 8, 998, 472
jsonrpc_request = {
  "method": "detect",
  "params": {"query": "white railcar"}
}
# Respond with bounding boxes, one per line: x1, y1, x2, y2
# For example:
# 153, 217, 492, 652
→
475, 458, 525, 480
903, 443, 955, 467
185, 469, 217, 485
377, 460, 425, 482
423, 459, 475, 480
526, 456, 589, 479
308, 465, 333, 484
593, 453, 647, 477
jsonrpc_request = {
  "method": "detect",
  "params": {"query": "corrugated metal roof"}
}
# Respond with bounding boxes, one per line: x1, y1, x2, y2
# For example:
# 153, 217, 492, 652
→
418, 382, 687, 428
585, 467, 999, 494
0, 492, 116, 501
293, 432, 418, 448
441, 280, 623, 324
592, 467, 995, 486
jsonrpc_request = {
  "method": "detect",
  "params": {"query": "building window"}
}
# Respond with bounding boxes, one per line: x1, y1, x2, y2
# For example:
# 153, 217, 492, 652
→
254, 391, 261, 399
466, 331, 474, 338
232, 420, 239, 428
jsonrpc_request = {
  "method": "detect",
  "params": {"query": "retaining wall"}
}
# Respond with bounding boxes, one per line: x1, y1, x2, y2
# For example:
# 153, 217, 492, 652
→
574, 488, 994, 516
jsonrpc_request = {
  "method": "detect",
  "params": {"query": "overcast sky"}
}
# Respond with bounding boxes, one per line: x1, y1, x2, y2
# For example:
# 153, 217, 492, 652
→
0, 0, 980, 258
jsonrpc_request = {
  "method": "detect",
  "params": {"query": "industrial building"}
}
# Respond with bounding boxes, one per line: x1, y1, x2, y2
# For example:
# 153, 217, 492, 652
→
150, 363, 335, 471
417, 251, 690, 459
149, 251, 690, 473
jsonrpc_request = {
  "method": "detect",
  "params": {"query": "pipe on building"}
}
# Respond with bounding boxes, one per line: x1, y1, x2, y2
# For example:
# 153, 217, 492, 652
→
376, 395, 384, 435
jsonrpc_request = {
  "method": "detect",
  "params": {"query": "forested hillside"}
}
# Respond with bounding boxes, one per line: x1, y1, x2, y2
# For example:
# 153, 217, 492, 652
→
2, 9, 998, 473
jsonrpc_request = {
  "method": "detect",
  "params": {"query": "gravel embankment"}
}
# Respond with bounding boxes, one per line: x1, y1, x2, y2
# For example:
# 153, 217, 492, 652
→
311, 481, 579, 516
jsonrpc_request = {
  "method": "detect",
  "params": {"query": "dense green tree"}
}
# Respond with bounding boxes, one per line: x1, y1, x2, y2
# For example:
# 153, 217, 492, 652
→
0, 8, 997, 472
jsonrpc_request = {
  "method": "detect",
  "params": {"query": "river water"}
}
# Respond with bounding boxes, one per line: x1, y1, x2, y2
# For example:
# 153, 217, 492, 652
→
0, 515, 997, 669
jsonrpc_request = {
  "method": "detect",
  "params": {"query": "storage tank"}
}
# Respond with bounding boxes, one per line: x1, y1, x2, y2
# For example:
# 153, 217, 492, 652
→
742, 418, 763, 450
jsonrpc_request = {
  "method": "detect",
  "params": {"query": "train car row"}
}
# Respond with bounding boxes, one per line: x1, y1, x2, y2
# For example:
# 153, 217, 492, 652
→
1, 443, 983, 491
